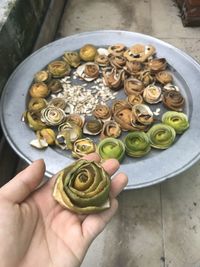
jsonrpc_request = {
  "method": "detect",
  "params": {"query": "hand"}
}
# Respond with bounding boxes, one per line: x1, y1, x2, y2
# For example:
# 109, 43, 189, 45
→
0, 153, 128, 267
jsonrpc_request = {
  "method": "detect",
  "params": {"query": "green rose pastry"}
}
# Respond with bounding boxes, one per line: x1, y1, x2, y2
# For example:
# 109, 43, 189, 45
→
53, 159, 111, 214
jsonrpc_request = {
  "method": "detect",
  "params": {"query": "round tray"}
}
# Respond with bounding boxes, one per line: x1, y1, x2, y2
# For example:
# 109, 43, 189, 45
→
1, 30, 200, 189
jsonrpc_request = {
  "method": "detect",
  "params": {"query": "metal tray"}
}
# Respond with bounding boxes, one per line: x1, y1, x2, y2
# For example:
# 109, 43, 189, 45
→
1, 30, 200, 189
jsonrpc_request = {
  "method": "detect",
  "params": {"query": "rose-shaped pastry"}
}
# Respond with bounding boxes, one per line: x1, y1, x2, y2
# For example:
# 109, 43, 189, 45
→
109, 55, 126, 69
25, 111, 46, 131
139, 70, 155, 87
53, 159, 111, 214
108, 43, 126, 56
63, 51, 81, 67
56, 123, 82, 150
95, 54, 109, 67
162, 111, 189, 134
103, 68, 123, 90
37, 128, 56, 145
98, 138, 125, 162
65, 114, 85, 128
131, 121, 150, 132
156, 71, 173, 84
76, 62, 99, 81
148, 58, 167, 73
93, 104, 111, 121
147, 123, 176, 149
123, 44, 155, 62
83, 119, 103, 135
29, 82, 50, 98
34, 70, 51, 83
83, 63, 99, 78
124, 78, 144, 95
143, 84, 162, 104
30, 128, 51, 149
132, 104, 154, 125
100, 120, 121, 139
111, 100, 131, 114
49, 98, 66, 110
162, 91, 185, 111
58, 121, 82, 133
28, 98, 47, 112
48, 79, 63, 94
79, 44, 97, 61
113, 105, 135, 131
124, 61, 143, 76
72, 138, 96, 158
48, 60, 71, 78
127, 94, 143, 106
41, 106, 66, 126
124, 132, 151, 157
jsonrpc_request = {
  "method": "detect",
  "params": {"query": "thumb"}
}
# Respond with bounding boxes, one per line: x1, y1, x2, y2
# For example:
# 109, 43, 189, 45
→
0, 159, 45, 203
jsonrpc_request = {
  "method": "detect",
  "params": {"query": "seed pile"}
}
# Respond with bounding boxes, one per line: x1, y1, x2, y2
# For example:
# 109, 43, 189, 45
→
23, 43, 189, 161
52, 76, 117, 115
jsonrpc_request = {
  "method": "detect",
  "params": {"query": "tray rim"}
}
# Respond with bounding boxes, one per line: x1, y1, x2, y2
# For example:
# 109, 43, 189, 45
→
1, 30, 200, 189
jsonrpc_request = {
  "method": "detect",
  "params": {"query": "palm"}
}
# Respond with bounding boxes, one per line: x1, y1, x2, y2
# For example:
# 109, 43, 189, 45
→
0, 153, 127, 267
20, 187, 84, 267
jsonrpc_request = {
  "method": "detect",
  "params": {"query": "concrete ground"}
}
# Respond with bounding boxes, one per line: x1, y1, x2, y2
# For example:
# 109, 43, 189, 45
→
56, 1, 200, 267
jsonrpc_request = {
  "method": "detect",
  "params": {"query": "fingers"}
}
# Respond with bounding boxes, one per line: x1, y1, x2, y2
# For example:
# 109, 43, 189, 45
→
0, 159, 45, 203
110, 173, 128, 198
82, 198, 118, 243
101, 159, 120, 176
